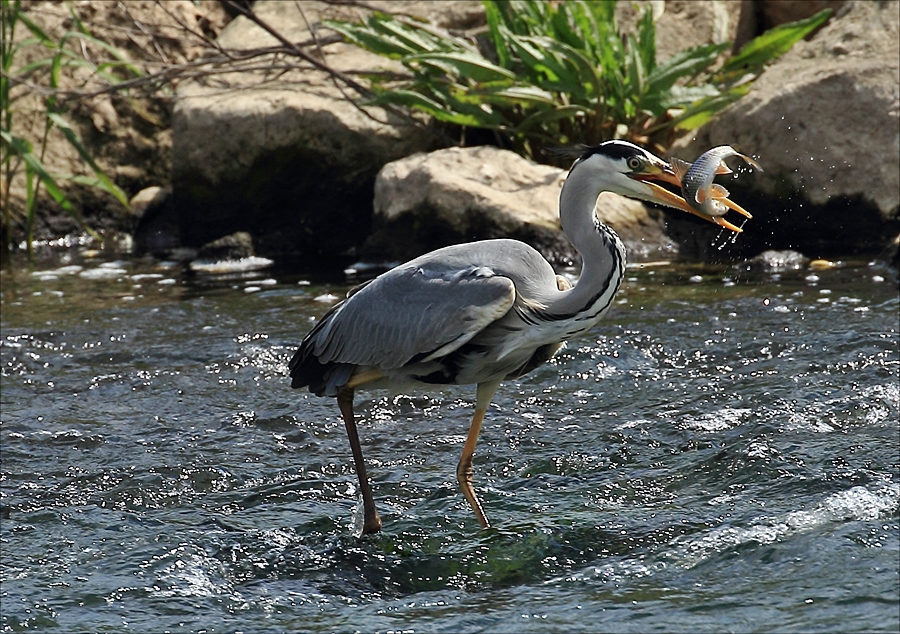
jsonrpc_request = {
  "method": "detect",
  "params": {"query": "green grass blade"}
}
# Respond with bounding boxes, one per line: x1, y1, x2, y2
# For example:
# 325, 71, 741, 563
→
67, 2, 93, 37
506, 34, 562, 84
525, 35, 601, 97
669, 85, 750, 130
472, 84, 556, 106
406, 52, 516, 82
646, 42, 728, 93
431, 82, 505, 126
325, 19, 417, 58
368, 88, 485, 126
14, 9, 55, 48
624, 34, 646, 99
25, 163, 36, 255
46, 112, 129, 206
565, 1, 601, 54
549, 2, 590, 52
642, 84, 722, 115
49, 50, 61, 88
721, 9, 832, 74
636, 6, 656, 75
515, 103, 588, 133
585, 0, 616, 26
14, 56, 54, 76
370, 15, 449, 54
1, 129, 74, 210
508, 34, 596, 97
62, 32, 144, 77
484, 1, 512, 68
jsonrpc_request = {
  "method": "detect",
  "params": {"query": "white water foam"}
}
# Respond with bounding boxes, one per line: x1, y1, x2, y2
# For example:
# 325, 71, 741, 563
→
552, 481, 899, 586
668, 481, 900, 569
189, 256, 274, 274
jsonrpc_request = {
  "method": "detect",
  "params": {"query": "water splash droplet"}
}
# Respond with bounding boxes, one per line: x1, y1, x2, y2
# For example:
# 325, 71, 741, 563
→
713, 227, 730, 251
729, 220, 748, 244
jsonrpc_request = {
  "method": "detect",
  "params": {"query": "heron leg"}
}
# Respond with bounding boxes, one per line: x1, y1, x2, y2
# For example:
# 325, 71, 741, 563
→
337, 386, 382, 535
347, 368, 383, 389
457, 380, 501, 529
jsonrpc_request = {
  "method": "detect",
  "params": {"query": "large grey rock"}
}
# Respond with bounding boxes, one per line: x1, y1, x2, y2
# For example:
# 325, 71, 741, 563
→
170, 2, 481, 261
670, 1, 899, 258
361, 146, 675, 265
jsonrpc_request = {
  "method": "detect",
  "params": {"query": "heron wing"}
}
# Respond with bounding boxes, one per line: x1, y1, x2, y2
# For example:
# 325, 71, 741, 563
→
305, 263, 516, 370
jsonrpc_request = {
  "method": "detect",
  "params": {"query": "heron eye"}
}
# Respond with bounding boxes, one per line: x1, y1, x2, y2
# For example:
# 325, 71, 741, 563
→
627, 156, 643, 171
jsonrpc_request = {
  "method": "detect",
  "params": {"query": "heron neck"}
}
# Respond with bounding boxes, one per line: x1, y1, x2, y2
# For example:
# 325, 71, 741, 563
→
550, 171, 625, 318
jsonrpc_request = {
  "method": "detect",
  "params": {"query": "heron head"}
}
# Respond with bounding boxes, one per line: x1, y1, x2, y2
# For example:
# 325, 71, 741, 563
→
571, 141, 744, 232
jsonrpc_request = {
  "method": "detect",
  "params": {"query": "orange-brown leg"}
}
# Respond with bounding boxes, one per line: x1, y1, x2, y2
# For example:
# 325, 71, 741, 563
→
337, 386, 382, 535
456, 380, 501, 528
457, 407, 490, 527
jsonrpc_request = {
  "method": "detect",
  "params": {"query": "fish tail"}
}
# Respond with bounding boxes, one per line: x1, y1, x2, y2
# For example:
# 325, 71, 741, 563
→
737, 152, 764, 172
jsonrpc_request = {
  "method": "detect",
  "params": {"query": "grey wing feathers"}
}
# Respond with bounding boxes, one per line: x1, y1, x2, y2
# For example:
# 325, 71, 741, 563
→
301, 264, 516, 371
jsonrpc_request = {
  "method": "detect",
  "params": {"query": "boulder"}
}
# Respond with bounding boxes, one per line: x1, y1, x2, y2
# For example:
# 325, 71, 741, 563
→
132, 186, 178, 256
669, 0, 900, 259
360, 146, 675, 266
169, 2, 482, 262
130, 186, 170, 218
197, 231, 255, 261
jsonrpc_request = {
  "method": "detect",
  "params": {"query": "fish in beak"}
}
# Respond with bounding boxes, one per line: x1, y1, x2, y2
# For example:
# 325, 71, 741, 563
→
630, 150, 759, 233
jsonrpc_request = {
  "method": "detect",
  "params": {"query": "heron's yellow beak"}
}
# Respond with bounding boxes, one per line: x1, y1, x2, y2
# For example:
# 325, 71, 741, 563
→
632, 160, 746, 233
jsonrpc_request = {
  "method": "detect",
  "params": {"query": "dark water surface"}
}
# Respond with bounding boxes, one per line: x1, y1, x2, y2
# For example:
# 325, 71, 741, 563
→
2, 255, 898, 633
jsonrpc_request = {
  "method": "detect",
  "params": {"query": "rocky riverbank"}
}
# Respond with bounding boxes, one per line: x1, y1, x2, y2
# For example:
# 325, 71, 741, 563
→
5, 1, 898, 270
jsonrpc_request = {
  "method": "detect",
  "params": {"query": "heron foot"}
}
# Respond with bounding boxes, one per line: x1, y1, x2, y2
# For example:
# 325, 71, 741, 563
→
457, 454, 490, 528
362, 504, 382, 535
353, 497, 382, 537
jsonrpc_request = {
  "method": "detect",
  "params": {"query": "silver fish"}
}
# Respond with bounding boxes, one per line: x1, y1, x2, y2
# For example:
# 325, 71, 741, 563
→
671, 146, 763, 230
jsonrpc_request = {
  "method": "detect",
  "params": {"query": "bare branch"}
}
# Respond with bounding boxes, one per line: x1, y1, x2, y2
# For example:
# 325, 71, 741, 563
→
1, 45, 320, 101
293, 0, 392, 126
5, 0, 443, 142
223, 0, 374, 98
116, 1, 170, 64
151, 0, 222, 54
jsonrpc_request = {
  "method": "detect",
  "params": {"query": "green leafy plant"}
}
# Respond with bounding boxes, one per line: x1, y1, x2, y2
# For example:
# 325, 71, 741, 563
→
1, 0, 134, 258
326, 0, 831, 160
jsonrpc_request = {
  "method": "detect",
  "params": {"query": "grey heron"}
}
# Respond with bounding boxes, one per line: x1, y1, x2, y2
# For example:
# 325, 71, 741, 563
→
290, 140, 741, 535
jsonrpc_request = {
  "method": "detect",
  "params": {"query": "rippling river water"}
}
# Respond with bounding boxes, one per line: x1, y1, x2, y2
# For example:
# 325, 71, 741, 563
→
1, 254, 898, 633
